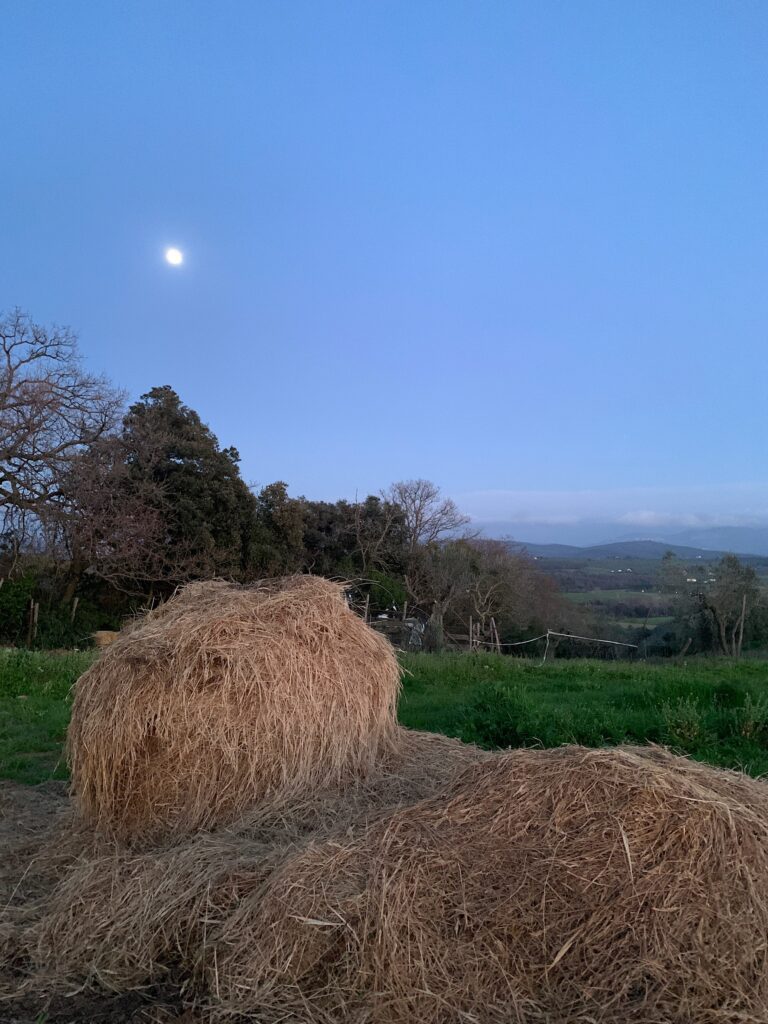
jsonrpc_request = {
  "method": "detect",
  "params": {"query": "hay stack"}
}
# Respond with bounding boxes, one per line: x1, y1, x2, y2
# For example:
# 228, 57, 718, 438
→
216, 745, 768, 1024
10, 730, 489, 998
68, 576, 401, 842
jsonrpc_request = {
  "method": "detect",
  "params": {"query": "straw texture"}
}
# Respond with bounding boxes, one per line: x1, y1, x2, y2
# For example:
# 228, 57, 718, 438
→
68, 577, 401, 842
215, 744, 768, 1023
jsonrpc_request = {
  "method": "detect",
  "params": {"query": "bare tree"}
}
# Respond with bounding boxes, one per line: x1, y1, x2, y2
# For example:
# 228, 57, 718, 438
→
466, 540, 517, 641
352, 494, 405, 573
455, 539, 578, 644
698, 554, 759, 658
405, 540, 474, 651
0, 309, 123, 523
50, 436, 173, 600
383, 479, 470, 564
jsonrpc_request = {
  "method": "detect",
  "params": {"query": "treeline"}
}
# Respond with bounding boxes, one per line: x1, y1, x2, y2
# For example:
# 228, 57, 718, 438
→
0, 310, 581, 648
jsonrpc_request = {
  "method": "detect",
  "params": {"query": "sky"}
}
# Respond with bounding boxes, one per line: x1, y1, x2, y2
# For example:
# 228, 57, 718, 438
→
3, 1, 767, 543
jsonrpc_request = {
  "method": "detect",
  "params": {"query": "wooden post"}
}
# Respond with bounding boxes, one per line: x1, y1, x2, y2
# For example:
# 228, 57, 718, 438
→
468, 615, 473, 652
402, 600, 407, 622
32, 601, 39, 642
491, 617, 501, 654
540, 630, 551, 666
736, 592, 747, 659
26, 598, 35, 647
677, 637, 692, 661
363, 594, 370, 624
70, 595, 80, 624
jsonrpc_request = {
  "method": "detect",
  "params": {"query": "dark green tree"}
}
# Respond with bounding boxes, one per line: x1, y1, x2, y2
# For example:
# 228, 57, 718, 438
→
300, 499, 357, 577
299, 494, 408, 598
121, 386, 257, 583
252, 481, 306, 575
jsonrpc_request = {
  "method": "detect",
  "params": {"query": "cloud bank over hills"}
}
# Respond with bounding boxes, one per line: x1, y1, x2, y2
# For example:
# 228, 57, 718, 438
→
459, 483, 768, 553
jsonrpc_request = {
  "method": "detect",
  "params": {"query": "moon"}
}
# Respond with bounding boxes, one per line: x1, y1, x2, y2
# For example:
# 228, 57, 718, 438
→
165, 247, 184, 266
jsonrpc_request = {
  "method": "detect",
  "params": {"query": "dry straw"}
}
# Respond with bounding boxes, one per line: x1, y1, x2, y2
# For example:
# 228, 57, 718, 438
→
215, 745, 768, 1024
11, 575, 768, 1023
10, 731, 489, 998
68, 576, 402, 842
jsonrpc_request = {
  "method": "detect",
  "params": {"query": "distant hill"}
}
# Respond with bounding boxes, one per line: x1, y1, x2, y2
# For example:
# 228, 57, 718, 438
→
514, 539, 749, 561
478, 522, 768, 556
662, 526, 768, 557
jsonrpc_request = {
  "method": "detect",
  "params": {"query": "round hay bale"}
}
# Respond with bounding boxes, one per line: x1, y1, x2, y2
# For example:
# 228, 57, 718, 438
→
215, 745, 768, 1023
68, 577, 401, 842
91, 630, 119, 649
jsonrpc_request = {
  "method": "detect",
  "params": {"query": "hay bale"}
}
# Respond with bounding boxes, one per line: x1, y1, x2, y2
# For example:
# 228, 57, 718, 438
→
92, 630, 119, 649
11, 729, 488, 997
68, 577, 401, 842
215, 745, 768, 1023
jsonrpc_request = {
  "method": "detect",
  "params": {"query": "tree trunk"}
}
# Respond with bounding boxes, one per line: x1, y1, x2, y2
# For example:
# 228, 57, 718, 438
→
423, 602, 445, 653
61, 550, 85, 607
709, 606, 730, 656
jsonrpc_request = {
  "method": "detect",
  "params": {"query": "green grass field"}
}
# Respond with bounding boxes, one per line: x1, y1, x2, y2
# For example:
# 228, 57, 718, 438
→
0, 649, 94, 783
565, 588, 658, 604
3, 649, 768, 784
400, 653, 768, 776
616, 616, 674, 629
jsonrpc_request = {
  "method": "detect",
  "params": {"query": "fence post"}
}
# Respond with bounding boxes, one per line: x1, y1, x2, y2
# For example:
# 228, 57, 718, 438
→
540, 631, 551, 666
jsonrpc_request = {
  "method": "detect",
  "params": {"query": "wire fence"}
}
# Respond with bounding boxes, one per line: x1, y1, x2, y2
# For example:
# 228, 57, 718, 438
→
469, 629, 638, 665
368, 613, 639, 662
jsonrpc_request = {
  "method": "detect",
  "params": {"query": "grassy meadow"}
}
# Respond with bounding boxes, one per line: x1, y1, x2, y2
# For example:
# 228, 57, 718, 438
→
0, 649, 93, 784
3, 648, 768, 784
400, 654, 768, 776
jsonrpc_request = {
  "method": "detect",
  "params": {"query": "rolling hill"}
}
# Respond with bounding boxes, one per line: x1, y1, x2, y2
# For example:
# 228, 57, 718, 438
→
513, 539, 765, 561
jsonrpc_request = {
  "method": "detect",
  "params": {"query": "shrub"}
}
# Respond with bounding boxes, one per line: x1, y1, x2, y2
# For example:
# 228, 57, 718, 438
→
660, 697, 711, 748
733, 693, 768, 741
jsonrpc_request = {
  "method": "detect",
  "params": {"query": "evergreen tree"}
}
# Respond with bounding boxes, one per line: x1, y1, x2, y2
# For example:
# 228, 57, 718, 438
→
252, 481, 306, 575
121, 386, 257, 582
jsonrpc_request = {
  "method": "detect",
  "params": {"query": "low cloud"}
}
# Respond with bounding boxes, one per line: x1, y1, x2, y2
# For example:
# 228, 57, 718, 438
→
615, 510, 768, 529
458, 483, 768, 528
456, 484, 768, 545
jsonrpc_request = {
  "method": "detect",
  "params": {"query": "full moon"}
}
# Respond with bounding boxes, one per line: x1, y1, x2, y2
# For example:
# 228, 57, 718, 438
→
165, 247, 184, 266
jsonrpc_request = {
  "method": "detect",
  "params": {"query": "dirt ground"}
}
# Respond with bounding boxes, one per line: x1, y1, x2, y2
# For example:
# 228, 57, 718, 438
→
0, 781, 192, 1024
0, 779, 70, 905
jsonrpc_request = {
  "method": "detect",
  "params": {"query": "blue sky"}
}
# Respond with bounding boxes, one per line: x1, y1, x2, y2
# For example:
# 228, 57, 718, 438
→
3, 1, 767, 541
